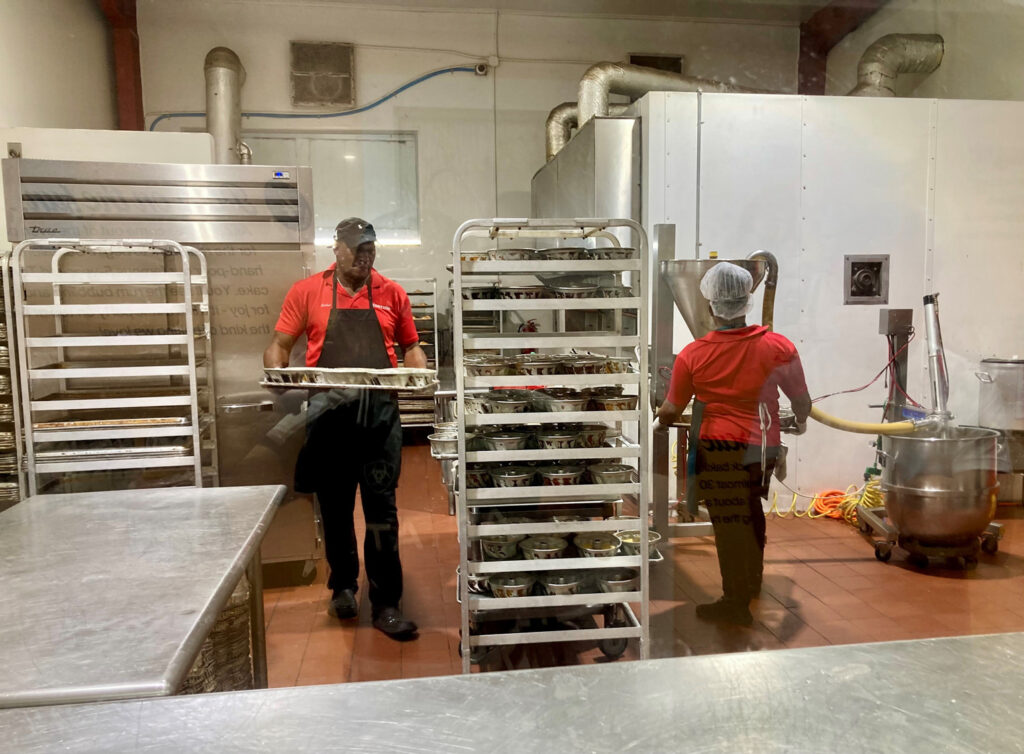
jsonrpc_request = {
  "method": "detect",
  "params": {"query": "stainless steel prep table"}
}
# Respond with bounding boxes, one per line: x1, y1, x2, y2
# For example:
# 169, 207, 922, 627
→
0, 485, 285, 709
3, 632, 1023, 752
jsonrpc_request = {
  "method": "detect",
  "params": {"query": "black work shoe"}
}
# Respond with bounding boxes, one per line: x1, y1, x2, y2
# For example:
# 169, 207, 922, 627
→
749, 577, 763, 599
372, 607, 418, 640
696, 598, 753, 627
327, 589, 358, 619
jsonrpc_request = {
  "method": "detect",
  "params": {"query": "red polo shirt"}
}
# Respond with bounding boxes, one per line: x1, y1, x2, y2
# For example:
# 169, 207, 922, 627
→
274, 266, 419, 367
668, 325, 808, 446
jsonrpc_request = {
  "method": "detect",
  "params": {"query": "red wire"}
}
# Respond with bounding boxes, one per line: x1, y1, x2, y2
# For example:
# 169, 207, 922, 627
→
893, 380, 926, 409
812, 332, 916, 404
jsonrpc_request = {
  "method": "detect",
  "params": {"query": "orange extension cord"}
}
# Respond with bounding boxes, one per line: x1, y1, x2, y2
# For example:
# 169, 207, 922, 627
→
769, 479, 883, 525
811, 489, 848, 519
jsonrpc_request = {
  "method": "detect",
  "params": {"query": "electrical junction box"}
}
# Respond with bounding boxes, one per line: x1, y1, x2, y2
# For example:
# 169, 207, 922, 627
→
878, 308, 913, 336
844, 254, 890, 305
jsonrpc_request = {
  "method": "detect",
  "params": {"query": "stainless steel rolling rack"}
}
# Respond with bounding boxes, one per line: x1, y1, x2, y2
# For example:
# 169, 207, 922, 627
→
392, 277, 438, 427
7, 239, 207, 496
452, 217, 650, 673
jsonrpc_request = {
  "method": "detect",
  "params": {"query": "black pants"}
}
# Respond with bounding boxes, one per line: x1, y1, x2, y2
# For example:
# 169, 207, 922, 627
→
302, 392, 404, 610
695, 439, 775, 606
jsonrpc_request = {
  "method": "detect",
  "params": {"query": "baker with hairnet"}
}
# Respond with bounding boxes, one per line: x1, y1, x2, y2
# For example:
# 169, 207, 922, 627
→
655, 261, 811, 626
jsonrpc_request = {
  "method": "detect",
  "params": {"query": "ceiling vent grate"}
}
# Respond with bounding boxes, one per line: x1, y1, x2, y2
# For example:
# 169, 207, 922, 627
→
290, 41, 355, 108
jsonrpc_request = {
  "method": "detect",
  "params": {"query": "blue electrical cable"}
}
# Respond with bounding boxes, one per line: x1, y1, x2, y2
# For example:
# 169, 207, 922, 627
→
148, 65, 478, 131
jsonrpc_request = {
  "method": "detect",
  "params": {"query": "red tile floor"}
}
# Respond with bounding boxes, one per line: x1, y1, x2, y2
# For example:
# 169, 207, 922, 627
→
264, 442, 1024, 685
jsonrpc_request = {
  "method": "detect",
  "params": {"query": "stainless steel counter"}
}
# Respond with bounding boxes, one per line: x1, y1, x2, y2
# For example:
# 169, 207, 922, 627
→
0, 485, 285, 709
3, 632, 1023, 752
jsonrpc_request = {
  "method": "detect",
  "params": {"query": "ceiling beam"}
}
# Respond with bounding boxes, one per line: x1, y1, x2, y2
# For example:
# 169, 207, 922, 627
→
98, 0, 145, 130
799, 0, 890, 95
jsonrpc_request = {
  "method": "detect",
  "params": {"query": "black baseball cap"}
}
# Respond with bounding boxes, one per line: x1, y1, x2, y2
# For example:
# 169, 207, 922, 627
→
334, 217, 376, 249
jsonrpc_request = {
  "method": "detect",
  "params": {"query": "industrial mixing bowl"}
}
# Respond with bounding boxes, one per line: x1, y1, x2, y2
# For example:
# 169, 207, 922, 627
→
880, 426, 999, 547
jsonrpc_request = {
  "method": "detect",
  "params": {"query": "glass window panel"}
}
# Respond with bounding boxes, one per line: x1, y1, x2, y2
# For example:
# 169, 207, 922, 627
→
245, 131, 419, 246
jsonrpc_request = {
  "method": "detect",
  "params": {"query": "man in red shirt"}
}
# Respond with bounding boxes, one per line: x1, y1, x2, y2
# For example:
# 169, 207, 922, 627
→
264, 218, 425, 640
656, 262, 810, 627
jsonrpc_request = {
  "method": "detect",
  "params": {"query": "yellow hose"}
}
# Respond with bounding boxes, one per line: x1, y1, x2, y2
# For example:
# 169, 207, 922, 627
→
810, 405, 917, 435
769, 477, 884, 524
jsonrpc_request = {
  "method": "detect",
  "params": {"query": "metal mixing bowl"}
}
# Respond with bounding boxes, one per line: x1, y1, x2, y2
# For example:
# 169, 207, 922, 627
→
427, 433, 457, 456
881, 425, 999, 546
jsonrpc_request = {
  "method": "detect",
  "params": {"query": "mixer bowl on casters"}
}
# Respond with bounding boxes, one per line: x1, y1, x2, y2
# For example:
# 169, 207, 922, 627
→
876, 425, 1000, 564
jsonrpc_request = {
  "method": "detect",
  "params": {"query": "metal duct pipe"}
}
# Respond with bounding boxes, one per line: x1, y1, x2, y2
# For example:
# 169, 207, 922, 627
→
848, 33, 944, 97
746, 249, 778, 332
545, 101, 630, 162
578, 61, 767, 128
204, 46, 247, 164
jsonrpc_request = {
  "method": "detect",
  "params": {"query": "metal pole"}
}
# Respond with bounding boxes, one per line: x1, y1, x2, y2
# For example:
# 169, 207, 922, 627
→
246, 548, 268, 689
650, 224, 676, 536
922, 293, 950, 421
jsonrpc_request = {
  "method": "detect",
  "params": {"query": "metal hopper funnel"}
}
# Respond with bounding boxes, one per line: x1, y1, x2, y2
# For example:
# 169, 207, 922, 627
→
660, 251, 778, 339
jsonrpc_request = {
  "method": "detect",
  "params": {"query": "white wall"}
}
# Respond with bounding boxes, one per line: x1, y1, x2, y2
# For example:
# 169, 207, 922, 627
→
0, 0, 116, 130
826, 0, 1024, 100
641, 91, 1024, 495
138, 0, 797, 289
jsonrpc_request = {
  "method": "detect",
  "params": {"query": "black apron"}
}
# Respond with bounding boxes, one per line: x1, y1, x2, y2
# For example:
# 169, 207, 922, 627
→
294, 273, 401, 493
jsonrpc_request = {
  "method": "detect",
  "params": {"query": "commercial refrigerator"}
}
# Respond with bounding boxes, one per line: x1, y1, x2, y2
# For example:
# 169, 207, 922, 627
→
1, 152, 322, 574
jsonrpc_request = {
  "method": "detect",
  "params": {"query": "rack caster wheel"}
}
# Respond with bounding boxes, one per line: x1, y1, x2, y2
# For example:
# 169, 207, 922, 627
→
599, 637, 628, 660
858, 519, 871, 534
908, 552, 929, 569
981, 536, 999, 555
874, 542, 892, 562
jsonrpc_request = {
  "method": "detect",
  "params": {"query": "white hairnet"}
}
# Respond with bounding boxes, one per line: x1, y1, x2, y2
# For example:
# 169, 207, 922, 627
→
700, 262, 753, 320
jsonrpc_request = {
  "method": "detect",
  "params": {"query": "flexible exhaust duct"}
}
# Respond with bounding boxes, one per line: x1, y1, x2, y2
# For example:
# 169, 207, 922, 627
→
577, 61, 767, 129
545, 101, 630, 162
204, 46, 247, 164
848, 33, 944, 97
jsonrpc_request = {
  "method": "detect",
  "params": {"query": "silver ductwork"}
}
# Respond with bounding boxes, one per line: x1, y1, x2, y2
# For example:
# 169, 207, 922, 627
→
577, 61, 766, 129
848, 33, 944, 97
204, 47, 247, 164
545, 101, 630, 162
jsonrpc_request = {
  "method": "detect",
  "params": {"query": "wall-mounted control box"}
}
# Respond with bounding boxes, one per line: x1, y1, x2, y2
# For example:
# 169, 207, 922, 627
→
844, 254, 890, 305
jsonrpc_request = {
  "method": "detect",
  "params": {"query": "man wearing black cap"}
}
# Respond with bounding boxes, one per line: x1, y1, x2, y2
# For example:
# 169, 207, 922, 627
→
264, 218, 425, 640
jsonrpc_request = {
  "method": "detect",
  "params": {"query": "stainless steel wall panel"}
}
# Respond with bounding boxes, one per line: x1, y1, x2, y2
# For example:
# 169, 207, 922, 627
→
530, 117, 638, 227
